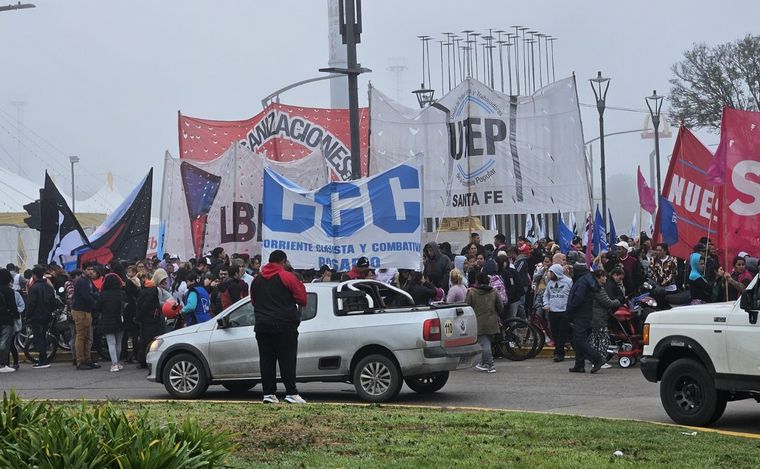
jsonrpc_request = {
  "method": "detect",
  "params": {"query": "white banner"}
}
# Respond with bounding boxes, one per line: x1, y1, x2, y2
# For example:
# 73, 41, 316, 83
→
262, 163, 422, 270
370, 77, 591, 217
160, 144, 328, 260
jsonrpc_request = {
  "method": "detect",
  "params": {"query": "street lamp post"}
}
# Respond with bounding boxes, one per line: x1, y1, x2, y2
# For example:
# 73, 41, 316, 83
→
69, 155, 79, 214
589, 71, 611, 233
645, 90, 664, 201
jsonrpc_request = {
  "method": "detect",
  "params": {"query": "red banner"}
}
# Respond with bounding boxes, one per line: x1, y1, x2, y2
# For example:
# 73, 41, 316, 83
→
720, 107, 760, 259
178, 103, 369, 180
654, 127, 720, 260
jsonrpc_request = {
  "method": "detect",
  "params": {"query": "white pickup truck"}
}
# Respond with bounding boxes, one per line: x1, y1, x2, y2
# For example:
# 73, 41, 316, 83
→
640, 274, 760, 426
147, 280, 481, 402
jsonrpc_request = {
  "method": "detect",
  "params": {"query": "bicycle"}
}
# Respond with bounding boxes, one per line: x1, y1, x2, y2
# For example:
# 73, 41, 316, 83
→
493, 317, 540, 361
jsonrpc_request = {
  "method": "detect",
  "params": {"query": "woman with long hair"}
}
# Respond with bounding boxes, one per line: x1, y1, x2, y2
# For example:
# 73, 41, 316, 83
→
94, 273, 127, 372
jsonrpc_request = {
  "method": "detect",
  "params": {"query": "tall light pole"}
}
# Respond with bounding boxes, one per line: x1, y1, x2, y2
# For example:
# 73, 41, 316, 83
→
645, 90, 664, 201
319, 0, 369, 180
69, 155, 79, 214
589, 71, 611, 232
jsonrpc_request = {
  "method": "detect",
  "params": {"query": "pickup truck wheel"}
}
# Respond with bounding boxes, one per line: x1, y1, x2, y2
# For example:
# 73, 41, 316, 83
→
404, 371, 450, 394
353, 354, 402, 402
163, 353, 209, 399
222, 381, 257, 393
660, 358, 719, 426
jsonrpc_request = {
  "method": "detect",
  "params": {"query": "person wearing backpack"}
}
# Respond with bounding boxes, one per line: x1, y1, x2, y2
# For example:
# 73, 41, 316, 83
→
466, 272, 503, 373
543, 264, 573, 362
180, 273, 211, 326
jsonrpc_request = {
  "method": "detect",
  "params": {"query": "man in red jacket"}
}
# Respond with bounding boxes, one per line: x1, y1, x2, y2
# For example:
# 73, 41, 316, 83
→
250, 250, 308, 404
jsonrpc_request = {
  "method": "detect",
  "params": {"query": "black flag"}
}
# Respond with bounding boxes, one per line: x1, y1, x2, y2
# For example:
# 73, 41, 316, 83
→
31, 172, 90, 267
79, 169, 153, 265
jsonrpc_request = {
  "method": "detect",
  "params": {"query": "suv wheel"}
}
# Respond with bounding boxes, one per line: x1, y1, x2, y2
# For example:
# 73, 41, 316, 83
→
163, 353, 209, 399
660, 358, 721, 426
404, 371, 449, 394
353, 354, 402, 402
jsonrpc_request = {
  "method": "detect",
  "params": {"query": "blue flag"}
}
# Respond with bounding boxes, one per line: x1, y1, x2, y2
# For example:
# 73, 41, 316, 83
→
593, 205, 608, 254
557, 211, 574, 254
658, 196, 679, 246
608, 209, 617, 244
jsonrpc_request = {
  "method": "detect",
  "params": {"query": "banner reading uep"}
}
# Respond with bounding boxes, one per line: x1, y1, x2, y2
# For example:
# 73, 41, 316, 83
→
262, 163, 422, 270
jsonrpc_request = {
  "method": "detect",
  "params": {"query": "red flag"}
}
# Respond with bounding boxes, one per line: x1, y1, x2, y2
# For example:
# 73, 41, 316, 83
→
721, 107, 760, 258
653, 127, 719, 260
178, 103, 369, 180
637, 166, 657, 214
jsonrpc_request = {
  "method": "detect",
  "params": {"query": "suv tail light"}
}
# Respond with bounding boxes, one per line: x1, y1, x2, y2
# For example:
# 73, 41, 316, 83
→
423, 318, 441, 341
642, 324, 650, 346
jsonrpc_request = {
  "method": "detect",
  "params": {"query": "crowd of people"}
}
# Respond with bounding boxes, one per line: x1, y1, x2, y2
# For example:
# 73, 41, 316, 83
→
0, 231, 756, 376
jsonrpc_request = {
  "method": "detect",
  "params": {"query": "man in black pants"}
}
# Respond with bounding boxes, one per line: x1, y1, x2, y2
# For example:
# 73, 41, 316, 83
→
566, 269, 605, 374
250, 250, 308, 404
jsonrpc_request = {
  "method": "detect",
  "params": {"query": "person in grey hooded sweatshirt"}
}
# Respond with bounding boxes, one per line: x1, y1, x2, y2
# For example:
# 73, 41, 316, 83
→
423, 242, 452, 293
543, 264, 573, 362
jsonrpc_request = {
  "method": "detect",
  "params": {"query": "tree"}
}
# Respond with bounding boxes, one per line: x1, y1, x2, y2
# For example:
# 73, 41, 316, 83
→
669, 35, 760, 130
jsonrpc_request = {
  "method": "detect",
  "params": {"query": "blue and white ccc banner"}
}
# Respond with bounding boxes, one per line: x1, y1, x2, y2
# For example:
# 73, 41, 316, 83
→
262, 163, 422, 270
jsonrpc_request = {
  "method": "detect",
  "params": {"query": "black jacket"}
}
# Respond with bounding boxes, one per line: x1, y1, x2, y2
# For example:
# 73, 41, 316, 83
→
27, 280, 57, 323
72, 276, 98, 312
95, 289, 126, 335
0, 285, 19, 326
566, 272, 598, 324
406, 282, 437, 306
136, 286, 164, 328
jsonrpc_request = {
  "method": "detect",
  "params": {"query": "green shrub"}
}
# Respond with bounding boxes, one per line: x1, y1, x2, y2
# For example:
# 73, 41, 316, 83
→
0, 391, 234, 468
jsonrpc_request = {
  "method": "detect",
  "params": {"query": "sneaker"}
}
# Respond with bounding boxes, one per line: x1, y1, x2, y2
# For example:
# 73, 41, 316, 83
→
110, 365, 120, 372
474, 364, 489, 371
601, 363, 613, 369
0, 366, 16, 373
117, 363, 124, 370
487, 366, 496, 373
552, 355, 565, 363
262, 394, 279, 404
32, 362, 51, 369
568, 366, 585, 373
284, 394, 307, 404
89, 362, 102, 369
590, 357, 605, 374
77, 363, 97, 370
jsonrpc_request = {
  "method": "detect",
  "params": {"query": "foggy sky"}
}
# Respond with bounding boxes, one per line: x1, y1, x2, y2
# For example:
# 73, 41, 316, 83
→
1, 0, 757, 225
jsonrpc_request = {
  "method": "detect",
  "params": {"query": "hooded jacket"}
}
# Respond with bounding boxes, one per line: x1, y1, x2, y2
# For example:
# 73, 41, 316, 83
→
250, 262, 307, 330
566, 272, 598, 323
542, 264, 573, 313
465, 285, 502, 335
423, 242, 451, 290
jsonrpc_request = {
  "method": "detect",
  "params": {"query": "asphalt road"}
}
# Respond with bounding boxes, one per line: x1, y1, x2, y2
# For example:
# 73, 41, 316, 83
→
2, 357, 758, 435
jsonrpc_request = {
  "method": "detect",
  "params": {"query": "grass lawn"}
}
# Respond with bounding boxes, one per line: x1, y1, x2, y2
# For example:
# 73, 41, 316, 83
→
97, 401, 760, 468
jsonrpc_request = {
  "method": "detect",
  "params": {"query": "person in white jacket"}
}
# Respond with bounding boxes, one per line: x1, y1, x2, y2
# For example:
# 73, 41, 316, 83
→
543, 264, 573, 362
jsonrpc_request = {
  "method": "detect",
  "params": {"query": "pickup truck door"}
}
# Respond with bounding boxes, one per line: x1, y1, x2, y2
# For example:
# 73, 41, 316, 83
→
207, 302, 259, 379
295, 292, 343, 377
725, 303, 760, 377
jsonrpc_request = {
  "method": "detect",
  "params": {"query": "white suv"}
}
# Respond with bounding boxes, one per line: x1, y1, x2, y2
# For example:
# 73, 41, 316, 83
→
640, 274, 760, 426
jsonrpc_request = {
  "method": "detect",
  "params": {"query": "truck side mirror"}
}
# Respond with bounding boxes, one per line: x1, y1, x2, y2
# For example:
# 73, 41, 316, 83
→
740, 288, 759, 325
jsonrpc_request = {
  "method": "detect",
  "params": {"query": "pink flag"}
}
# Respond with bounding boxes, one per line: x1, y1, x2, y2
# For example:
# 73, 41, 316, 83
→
721, 107, 760, 257
637, 166, 657, 214
585, 214, 593, 267
706, 107, 729, 185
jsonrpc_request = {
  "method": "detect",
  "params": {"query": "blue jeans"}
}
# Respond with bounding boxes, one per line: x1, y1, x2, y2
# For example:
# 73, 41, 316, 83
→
0, 324, 13, 367
477, 335, 493, 367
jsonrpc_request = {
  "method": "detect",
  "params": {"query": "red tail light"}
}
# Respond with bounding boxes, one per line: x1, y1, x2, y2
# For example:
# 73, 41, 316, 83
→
423, 318, 441, 341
